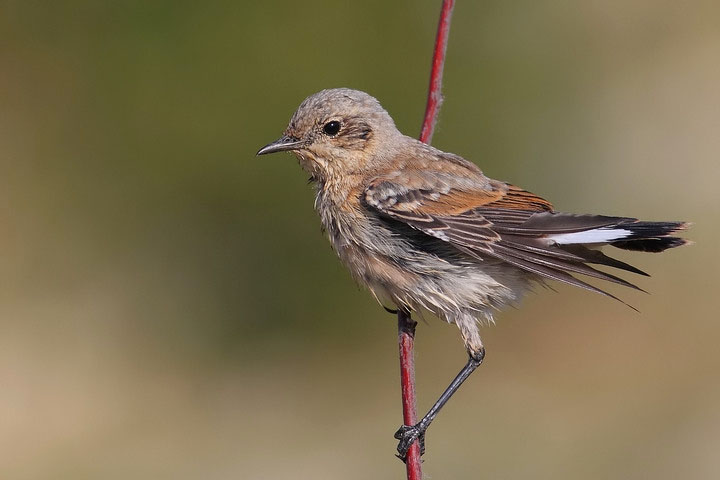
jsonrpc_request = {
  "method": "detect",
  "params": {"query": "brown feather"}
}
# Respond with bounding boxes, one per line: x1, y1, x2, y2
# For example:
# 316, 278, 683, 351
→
364, 171, 653, 303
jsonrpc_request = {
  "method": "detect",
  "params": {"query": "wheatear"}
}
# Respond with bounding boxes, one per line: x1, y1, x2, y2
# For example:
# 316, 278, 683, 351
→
257, 88, 688, 458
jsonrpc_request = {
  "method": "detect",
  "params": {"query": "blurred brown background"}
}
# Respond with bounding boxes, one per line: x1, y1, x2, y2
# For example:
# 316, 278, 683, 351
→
1, 1, 718, 479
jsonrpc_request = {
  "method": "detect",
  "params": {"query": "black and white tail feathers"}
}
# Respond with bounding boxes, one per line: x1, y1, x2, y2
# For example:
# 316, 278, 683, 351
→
483, 212, 690, 307
545, 217, 689, 253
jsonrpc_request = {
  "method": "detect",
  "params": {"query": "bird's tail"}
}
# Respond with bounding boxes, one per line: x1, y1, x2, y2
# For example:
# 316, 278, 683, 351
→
484, 213, 690, 307
547, 219, 690, 253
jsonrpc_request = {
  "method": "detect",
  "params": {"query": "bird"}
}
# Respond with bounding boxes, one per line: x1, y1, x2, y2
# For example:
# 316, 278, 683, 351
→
257, 87, 689, 459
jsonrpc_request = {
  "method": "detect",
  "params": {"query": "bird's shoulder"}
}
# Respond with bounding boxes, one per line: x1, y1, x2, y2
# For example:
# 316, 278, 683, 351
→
363, 149, 553, 218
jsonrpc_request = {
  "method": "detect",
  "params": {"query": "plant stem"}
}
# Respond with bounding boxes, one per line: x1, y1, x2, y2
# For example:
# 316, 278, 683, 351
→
420, 0, 455, 145
398, 310, 421, 478
398, 1, 455, 478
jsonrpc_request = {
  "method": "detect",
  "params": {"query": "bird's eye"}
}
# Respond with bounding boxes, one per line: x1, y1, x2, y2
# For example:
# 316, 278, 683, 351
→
323, 121, 341, 136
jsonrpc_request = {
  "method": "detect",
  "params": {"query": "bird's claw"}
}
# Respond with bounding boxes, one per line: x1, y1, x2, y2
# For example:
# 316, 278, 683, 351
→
394, 424, 426, 462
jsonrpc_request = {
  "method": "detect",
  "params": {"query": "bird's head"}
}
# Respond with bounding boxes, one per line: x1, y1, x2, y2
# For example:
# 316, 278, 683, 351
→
257, 88, 400, 181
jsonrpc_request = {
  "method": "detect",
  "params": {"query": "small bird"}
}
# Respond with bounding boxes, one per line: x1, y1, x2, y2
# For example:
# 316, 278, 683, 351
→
257, 88, 688, 458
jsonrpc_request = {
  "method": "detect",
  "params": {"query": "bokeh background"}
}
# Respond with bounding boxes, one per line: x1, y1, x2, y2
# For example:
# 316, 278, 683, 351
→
1, 1, 718, 479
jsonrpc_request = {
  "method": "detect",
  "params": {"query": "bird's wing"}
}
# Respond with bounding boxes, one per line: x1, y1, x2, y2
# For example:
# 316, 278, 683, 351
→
363, 167, 655, 302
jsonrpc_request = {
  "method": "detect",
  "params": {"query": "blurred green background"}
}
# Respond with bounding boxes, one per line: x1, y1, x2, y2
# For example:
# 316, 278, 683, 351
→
1, 1, 718, 478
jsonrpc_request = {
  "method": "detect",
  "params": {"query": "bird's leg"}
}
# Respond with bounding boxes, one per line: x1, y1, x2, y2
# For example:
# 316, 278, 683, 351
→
395, 347, 485, 461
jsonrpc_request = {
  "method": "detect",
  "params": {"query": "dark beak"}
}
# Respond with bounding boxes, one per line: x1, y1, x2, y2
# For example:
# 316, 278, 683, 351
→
256, 135, 304, 156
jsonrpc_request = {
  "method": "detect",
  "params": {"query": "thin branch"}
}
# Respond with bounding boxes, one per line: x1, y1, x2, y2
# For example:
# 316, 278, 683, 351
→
420, 0, 455, 144
398, 1, 456, 479
397, 311, 421, 478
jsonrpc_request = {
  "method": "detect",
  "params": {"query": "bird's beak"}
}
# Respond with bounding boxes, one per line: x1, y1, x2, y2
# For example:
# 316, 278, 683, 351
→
256, 135, 304, 156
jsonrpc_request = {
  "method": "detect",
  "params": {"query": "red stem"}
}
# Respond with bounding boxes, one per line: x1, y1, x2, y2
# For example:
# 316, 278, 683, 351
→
420, 0, 455, 144
399, 1, 455, 479
398, 311, 421, 478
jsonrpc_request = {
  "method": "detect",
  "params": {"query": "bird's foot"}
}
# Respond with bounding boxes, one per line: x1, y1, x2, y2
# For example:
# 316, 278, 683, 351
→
394, 424, 426, 462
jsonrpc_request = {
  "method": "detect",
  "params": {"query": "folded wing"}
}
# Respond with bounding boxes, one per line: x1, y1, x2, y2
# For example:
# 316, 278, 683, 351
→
363, 167, 688, 304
